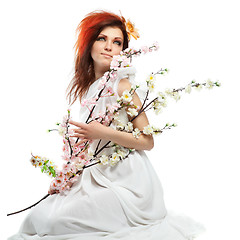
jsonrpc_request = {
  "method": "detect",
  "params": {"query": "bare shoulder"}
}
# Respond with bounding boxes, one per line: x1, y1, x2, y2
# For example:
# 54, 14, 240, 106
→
117, 78, 132, 97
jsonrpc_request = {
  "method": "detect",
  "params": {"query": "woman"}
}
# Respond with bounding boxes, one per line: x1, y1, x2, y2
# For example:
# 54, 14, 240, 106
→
9, 10, 204, 240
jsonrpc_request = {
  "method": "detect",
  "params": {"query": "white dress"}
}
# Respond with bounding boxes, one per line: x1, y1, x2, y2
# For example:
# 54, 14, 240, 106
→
8, 67, 205, 240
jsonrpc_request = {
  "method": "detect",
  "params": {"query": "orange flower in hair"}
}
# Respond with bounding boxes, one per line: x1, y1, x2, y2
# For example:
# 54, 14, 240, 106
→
121, 16, 140, 40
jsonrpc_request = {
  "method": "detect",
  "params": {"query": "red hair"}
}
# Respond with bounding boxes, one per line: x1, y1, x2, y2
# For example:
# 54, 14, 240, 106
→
67, 10, 129, 104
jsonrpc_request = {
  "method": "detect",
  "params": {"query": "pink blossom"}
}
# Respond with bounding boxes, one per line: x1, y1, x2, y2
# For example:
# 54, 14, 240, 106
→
133, 49, 141, 56
81, 99, 88, 107
68, 129, 74, 136
84, 159, 90, 165
62, 144, 69, 154
107, 87, 114, 95
98, 77, 107, 90
141, 46, 149, 54
106, 103, 120, 114
106, 104, 115, 113
110, 56, 120, 69
62, 115, 69, 127
70, 164, 77, 174
153, 41, 160, 50
60, 183, 67, 192
120, 56, 130, 67
50, 180, 58, 190
122, 48, 134, 55
102, 87, 114, 97
62, 163, 70, 171
55, 175, 64, 186
72, 145, 81, 154
62, 154, 69, 162
103, 115, 112, 125
103, 71, 110, 77
112, 102, 121, 110
109, 71, 117, 82
89, 98, 97, 105
78, 152, 86, 160
69, 137, 76, 146
69, 175, 79, 184
97, 111, 106, 120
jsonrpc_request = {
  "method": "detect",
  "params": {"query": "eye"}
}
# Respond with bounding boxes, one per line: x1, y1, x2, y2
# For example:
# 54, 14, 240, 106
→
114, 40, 122, 46
96, 36, 106, 41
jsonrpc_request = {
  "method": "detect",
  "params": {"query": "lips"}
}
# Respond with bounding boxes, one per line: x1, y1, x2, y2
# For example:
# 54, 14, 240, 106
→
101, 53, 112, 58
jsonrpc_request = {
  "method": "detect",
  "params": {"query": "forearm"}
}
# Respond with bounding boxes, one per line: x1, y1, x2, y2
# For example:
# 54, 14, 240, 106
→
103, 126, 154, 151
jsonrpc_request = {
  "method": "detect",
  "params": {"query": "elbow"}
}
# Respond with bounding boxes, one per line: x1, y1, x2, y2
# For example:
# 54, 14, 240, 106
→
145, 137, 154, 151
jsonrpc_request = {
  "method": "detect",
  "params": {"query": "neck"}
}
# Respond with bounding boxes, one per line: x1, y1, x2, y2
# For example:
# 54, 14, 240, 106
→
94, 64, 109, 80
95, 71, 104, 80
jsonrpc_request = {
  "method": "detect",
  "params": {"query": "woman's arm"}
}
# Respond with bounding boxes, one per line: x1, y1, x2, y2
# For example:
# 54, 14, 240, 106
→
69, 78, 154, 151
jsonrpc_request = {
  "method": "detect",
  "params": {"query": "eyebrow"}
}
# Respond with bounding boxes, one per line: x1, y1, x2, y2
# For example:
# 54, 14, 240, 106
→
99, 34, 123, 40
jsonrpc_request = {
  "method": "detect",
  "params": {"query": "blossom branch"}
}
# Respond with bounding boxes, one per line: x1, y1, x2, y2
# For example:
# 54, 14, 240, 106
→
7, 194, 50, 216
7, 42, 220, 216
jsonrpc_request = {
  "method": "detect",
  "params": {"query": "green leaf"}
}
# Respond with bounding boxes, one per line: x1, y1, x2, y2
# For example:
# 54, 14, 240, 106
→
49, 166, 56, 177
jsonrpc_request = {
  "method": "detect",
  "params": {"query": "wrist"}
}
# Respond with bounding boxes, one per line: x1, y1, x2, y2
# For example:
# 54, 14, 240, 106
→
103, 126, 115, 141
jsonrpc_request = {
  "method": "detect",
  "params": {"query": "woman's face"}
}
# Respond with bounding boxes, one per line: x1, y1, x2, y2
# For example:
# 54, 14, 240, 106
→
91, 26, 124, 75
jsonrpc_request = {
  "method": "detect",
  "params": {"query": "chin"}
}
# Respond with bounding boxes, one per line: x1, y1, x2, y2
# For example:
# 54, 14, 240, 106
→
101, 61, 111, 69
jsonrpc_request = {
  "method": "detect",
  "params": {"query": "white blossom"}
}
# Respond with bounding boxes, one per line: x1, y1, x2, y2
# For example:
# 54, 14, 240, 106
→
58, 125, 66, 136
215, 81, 221, 87
75, 161, 85, 170
110, 153, 120, 166
185, 84, 192, 94
113, 115, 121, 124
153, 99, 161, 109
127, 108, 138, 117
146, 73, 156, 83
173, 92, 181, 101
121, 90, 133, 103
117, 147, 128, 159
152, 99, 162, 115
157, 91, 166, 99
160, 99, 167, 108
100, 155, 109, 165
125, 122, 134, 132
143, 125, 154, 135
88, 150, 94, 158
195, 84, 203, 91
132, 128, 141, 138
147, 81, 155, 92
154, 107, 162, 115
146, 74, 156, 92
165, 88, 173, 95
152, 126, 162, 136
206, 79, 214, 89
117, 97, 122, 103
116, 120, 125, 131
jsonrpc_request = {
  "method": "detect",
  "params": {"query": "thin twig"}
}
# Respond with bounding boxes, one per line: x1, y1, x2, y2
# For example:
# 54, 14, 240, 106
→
7, 194, 50, 216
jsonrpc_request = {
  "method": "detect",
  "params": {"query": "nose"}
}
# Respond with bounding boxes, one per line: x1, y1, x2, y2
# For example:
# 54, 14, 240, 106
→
104, 40, 112, 51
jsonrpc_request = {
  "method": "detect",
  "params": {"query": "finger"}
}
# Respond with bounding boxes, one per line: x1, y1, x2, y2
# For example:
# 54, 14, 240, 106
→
73, 129, 86, 134
69, 120, 87, 128
68, 128, 86, 135
70, 133, 86, 139
75, 139, 88, 145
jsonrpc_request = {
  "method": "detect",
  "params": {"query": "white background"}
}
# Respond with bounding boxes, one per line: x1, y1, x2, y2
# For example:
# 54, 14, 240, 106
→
1, 0, 240, 239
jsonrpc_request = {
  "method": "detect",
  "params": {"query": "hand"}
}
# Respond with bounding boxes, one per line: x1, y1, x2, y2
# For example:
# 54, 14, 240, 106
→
69, 120, 108, 144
